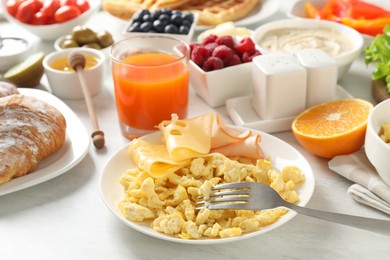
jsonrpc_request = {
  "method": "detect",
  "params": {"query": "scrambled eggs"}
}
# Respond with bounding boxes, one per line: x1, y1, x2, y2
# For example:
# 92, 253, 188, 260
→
119, 153, 305, 239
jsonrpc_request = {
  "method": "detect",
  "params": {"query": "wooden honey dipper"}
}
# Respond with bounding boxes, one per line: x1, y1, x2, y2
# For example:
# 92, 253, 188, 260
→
68, 51, 105, 149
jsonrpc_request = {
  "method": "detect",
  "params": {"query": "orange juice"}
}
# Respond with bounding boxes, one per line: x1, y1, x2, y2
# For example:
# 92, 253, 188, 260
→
112, 52, 189, 132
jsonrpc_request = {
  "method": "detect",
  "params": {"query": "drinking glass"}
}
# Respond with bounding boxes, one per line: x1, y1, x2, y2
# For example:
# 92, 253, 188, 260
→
110, 36, 190, 139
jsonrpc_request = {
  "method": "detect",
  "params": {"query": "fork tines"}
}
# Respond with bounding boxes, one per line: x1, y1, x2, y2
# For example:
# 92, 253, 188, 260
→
196, 182, 254, 211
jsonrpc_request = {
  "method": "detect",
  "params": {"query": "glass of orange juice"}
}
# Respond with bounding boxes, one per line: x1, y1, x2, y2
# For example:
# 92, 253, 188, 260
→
110, 36, 190, 139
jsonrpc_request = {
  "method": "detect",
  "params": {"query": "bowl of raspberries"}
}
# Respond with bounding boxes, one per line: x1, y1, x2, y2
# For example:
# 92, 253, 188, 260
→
189, 34, 261, 107
123, 8, 197, 42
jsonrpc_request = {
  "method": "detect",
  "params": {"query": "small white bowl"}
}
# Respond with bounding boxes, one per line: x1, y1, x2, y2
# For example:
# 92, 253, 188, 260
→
190, 60, 252, 107
252, 19, 364, 80
0, 37, 32, 71
122, 12, 198, 43
1, 0, 100, 41
364, 98, 390, 187
286, 0, 326, 19
43, 48, 105, 99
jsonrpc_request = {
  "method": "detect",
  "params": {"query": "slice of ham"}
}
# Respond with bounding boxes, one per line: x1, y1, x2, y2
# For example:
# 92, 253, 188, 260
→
211, 134, 264, 160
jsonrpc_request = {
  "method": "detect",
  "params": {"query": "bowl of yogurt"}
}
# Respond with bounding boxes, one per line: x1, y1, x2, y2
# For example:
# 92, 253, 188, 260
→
253, 19, 364, 80
0, 37, 32, 72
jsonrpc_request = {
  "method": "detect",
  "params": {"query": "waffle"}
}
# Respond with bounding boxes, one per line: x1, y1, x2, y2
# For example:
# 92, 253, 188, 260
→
179, 0, 260, 25
102, 0, 260, 25
102, 0, 147, 20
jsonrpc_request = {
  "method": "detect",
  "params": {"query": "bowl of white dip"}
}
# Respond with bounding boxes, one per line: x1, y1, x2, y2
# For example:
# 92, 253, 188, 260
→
253, 19, 364, 80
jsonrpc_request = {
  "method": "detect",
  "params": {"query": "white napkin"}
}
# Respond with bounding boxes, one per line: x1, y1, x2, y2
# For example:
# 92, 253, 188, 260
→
328, 149, 390, 215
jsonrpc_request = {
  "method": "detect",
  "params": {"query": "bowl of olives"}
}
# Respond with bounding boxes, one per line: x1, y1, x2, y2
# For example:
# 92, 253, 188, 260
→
54, 26, 114, 58
122, 8, 198, 42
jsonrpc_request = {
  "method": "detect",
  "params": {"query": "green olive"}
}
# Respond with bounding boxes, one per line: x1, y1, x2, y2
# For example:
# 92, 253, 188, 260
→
72, 26, 98, 45
61, 39, 79, 49
96, 30, 114, 48
82, 43, 102, 50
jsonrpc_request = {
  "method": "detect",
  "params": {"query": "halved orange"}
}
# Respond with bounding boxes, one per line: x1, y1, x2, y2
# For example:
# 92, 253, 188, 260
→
292, 99, 373, 159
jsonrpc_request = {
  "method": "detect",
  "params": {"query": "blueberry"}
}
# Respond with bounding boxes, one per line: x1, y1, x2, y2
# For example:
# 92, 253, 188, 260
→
171, 10, 182, 16
151, 10, 161, 20
182, 13, 194, 23
171, 14, 182, 26
159, 14, 171, 24
153, 19, 165, 32
142, 14, 152, 22
164, 24, 179, 34
182, 19, 192, 28
179, 25, 189, 35
132, 9, 150, 23
140, 21, 153, 32
128, 22, 141, 32
160, 8, 172, 16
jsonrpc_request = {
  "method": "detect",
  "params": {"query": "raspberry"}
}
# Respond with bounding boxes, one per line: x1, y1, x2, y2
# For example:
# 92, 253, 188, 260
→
189, 42, 201, 54
212, 45, 235, 64
204, 42, 219, 55
216, 35, 235, 49
235, 37, 256, 54
202, 57, 224, 72
225, 54, 242, 67
191, 46, 210, 67
242, 49, 261, 63
202, 34, 218, 45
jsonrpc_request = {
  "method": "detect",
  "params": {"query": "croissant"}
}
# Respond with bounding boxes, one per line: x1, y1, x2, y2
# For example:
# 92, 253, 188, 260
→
0, 94, 67, 184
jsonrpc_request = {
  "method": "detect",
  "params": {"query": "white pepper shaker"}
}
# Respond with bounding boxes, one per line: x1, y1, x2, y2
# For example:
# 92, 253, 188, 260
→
294, 49, 338, 108
251, 53, 307, 120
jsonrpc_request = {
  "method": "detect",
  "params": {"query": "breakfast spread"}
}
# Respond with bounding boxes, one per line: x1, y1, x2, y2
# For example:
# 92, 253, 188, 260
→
257, 27, 353, 57
119, 113, 305, 239
102, 0, 260, 25
0, 94, 67, 184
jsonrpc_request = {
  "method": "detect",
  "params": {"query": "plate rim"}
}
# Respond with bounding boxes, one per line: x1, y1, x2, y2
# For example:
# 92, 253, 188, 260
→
0, 88, 90, 196
99, 125, 315, 244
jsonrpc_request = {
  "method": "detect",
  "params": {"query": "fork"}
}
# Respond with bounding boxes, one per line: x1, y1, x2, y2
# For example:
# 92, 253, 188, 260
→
196, 182, 390, 236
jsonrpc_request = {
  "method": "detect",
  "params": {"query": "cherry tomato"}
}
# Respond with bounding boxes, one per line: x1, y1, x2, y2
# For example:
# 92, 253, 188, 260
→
30, 11, 50, 25
60, 0, 77, 6
54, 5, 81, 23
41, 0, 61, 18
76, 0, 90, 13
6, 0, 22, 17
15, 0, 43, 24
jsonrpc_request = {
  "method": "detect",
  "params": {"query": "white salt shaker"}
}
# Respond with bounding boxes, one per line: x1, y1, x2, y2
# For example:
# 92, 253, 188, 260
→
251, 53, 307, 120
294, 49, 338, 108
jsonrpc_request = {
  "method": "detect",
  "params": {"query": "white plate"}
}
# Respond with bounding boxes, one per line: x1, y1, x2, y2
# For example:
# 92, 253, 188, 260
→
196, 0, 280, 31
226, 85, 353, 134
99, 126, 315, 244
0, 89, 90, 196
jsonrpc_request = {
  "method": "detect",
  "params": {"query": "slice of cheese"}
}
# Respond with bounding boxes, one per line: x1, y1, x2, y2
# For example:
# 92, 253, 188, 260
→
129, 138, 190, 178
158, 113, 215, 161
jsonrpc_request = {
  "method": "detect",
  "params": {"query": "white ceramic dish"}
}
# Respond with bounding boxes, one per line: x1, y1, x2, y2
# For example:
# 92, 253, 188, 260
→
226, 85, 353, 134
43, 47, 106, 100
0, 0, 100, 41
99, 126, 315, 244
196, 0, 280, 31
364, 98, 390, 187
0, 88, 90, 196
190, 60, 253, 108
0, 37, 32, 72
252, 18, 364, 80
